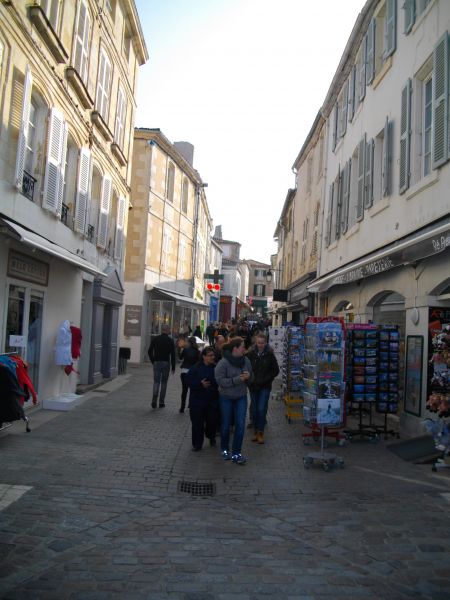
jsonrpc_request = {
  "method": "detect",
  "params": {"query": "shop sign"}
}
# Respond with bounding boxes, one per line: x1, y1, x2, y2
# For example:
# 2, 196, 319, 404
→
124, 305, 142, 336
7, 250, 49, 286
9, 335, 26, 347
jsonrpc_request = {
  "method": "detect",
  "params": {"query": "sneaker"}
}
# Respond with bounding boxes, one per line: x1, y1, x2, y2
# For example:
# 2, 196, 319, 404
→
159, 403, 165, 408
231, 453, 247, 465
221, 450, 231, 461
151, 402, 157, 409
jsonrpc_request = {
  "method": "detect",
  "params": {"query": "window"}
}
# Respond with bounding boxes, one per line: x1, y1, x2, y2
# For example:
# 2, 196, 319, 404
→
74, 147, 91, 234
123, 23, 132, 62
42, 107, 68, 217
432, 33, 448, 169
181, 177, 189, 213
87, 165, 102, 243
161, 227, 170, 271
74, 0, 91, 84
167, 162, 175, 202
253, 284, 265, 297
114, 196, 126, 261
96, 48, 112, 122
317, 134, 324, 181
306, 156, 313, 193
61, 134, 79, 228
177, 238, 186, 277
114, 85, 126, 148
40, 0, 61, 32
404, 0, 432, 34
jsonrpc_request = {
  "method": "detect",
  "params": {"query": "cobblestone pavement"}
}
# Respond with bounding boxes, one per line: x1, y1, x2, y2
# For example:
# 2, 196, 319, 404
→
1, 363, 449, 599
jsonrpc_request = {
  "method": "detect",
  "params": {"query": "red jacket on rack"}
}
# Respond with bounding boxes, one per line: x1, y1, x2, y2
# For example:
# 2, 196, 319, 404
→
70, 326, 82, 359
10, 355, 37, 405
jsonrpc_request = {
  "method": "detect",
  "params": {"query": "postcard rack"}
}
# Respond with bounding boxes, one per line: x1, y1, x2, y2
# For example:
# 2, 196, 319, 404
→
282, 326, 303, 423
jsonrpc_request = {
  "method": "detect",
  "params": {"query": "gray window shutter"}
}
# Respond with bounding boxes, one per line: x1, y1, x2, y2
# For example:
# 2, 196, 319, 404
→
336, 167, 344, 239
404, 0, 415, 34
359, 37, 367, 102
43, 108, 67, 216
97, 174, 112, 248
332, 103, 338, 151
399, 79, 412, 193
357, 135, 366, 221
325, 182, 334, 247
341, 81, 348, 136
348, 66, 356, 122
382, 117, 392, 197
114, 196, 126, 260
385, 0, 397, 59
15, 65, 33, 189
342, 159, 351, 234
366, 19, 376, 85
74, 147, 91, 233
432, 32, 448, 169
364, 138, 374, 208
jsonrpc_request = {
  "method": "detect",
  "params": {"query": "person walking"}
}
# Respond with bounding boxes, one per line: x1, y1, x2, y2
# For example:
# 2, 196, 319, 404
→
178, 336, 200, 413
193, 325, 202, 339
246, 333, 279, 444
186, 346, 219, 451
148, 324, 176, 408
205, 322, 216, 345
215, 337, 253, 465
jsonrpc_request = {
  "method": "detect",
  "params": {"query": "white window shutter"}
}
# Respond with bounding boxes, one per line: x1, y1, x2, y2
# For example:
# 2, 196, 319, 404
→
57, 120, 68, 217
74, 147, 91, 233
399, 79, 412, 193
43, 108, 66, 215
432, 33, 448, 169
357, 135, 366, 221
114, 195, 126, 260
15, 65, 33, 189
97, 174, 112, 248
382, 117, 391, 196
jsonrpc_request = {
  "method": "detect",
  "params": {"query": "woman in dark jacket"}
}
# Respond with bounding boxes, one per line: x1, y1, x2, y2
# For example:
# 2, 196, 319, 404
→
246, 333, 279, 444
178, 336, 200, 413
186, 346, 219, 451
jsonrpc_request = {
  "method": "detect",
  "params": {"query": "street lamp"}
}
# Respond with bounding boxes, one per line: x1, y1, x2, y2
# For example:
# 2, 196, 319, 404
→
266, 268, 282, 283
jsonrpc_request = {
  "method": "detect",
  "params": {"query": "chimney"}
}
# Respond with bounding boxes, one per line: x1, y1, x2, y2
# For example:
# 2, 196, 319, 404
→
174, 141, 194, 166
214, 225, 223, 239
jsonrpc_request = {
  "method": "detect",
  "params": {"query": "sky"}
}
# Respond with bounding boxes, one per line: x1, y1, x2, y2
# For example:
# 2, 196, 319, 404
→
134, 0, 366, 263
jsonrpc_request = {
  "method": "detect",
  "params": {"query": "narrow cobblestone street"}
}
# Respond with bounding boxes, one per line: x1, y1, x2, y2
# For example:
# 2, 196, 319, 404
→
1, 364, 449, 599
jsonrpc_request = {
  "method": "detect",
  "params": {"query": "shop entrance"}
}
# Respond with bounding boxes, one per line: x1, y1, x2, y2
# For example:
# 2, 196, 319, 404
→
4, 282, 44, 392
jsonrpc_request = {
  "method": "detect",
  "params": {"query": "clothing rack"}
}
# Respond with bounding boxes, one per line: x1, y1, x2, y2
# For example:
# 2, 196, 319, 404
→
0, 352, 31, 433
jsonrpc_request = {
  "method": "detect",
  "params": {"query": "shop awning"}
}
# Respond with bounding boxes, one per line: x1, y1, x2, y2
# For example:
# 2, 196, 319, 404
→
0, 217, 106, 277
146, 284, 210, 310
308, 218, 450, 293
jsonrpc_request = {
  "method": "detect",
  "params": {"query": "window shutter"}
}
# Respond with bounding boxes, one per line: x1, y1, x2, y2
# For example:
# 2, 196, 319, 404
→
114, 196, 126, 260
43, 107, 67, 216
341, 81, 348, 136
342, 158, 351, 234
348, 66, 356, 122
359, 37, 367, 102
385, 0, 397, 59
15, 65, 33, 189
114, 86, 126, 147
97, 174, 112, 248
404, 0, 415, 34
57, 121, 68, 217
332, 103, 338, 150
432, 32, 448, 169
357, 135, 366, 221
382, 117, 391, 196
325, 182, 334, 247
335, 167, 342, 239
74, 147, 91, 233
366, 19, 376, 85
399, 79, 412, 193
364, 138, 374, 208
74, 1, 90, 83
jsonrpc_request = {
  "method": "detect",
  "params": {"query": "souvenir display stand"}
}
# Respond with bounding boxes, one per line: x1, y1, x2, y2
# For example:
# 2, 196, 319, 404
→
302, 317, 345, 471
282, 326, 303, 423
0, 352, 32, 433
426, 323, 450, 471
376, 325, 400, 439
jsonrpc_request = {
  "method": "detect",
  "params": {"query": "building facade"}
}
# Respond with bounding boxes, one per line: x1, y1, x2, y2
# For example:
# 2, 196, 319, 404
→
122, 128, 210, 362
241, 259, 273, 319
0, 0, 147, 404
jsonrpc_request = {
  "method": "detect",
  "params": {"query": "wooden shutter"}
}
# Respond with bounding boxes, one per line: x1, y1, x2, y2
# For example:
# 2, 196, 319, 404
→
74, 0, 90, 83
382, 117, 391, 196
348, 66, 356, 122
342, 159, 351, 234
114, 86, 126, 147
366, 19, 376, 85
341, 81, 348, 136
325, 182, 334, 247
97, 174, 111, 248
399, 79, 411, 193
432, 33, 448, 169
357, 135, 366, 221
403, 0, 415, 34
335, 167, 342, 240
43, 107, 67, 215
364, 138, 374, 208
15, 65, 33, 189
114, 196, 126, 260
359, 37, 367, 102
385, 0, 397, 59
332, 103, 338, 150
57, 121, 68, 217
74, 147, 91, 233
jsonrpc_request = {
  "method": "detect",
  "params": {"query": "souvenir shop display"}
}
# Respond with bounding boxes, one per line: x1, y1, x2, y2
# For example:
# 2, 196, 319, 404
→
376, 325, 400, 438
302, 317, 345, 471
280, 326, 303, 423
0, 353, 35, 432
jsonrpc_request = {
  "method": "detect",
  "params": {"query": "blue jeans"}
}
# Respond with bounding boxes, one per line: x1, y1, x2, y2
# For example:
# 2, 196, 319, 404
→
250, 388, 271, 432
219, 395, 247, 455
152, 361, 170, 405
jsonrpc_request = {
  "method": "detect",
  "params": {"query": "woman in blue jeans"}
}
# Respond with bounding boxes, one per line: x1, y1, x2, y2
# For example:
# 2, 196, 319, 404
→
246, 333, 280, 444
215, 337, 253, 465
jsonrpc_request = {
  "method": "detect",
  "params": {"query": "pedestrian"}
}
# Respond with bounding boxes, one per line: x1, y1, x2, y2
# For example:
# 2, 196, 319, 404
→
246, 333, 279, 444
178, 336, 200, 413
193, 325, 202, 339
213, 334, 226, 364
182, 320, 192, 336
205, 322, 216, 345
147, 324, 176, 408
215, 337, 253, 465
186, 346, 219, 451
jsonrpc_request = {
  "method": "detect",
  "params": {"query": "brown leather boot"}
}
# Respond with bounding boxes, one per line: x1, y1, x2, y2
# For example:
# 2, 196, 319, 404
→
257, 431, 264, 444
252, 431, 258, 442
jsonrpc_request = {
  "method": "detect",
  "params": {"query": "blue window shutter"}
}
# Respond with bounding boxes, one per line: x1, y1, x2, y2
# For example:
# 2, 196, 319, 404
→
404, 0, 415, 34
335, 167, 342, 239
326, 182, 334, 247
348, 66, 356, 122
399, 79, 412, 193
359, 37, 367, 102
357, 135, 366, 222
332, 103, 338, 151
366, 19, 376, 85
382, 117, 391, 197
385, 0, 397, 59
432, 32, 448, 169
364, 138, 374, 208
341, 81, 348, 136
342, 158, 351, 234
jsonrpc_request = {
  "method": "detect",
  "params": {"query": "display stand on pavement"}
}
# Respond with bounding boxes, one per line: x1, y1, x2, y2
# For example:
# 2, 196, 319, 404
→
282, 326, 303, 423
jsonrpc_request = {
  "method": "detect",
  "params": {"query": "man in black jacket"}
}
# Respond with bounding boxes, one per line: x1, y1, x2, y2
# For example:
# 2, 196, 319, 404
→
148, 324, 176, 408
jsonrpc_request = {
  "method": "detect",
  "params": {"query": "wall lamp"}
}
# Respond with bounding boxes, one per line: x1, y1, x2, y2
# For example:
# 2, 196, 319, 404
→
265, 268, 282, 283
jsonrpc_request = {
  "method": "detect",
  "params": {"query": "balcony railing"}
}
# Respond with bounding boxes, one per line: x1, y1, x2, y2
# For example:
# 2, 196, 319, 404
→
87, 224, 95, 243
22, 170, 37, 201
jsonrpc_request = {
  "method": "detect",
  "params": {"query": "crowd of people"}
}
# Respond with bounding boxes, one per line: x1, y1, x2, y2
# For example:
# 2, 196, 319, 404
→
148, 318, 279, 465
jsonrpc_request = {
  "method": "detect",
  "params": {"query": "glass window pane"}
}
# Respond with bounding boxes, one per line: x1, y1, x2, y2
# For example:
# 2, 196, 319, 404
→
5, 285, 26, 354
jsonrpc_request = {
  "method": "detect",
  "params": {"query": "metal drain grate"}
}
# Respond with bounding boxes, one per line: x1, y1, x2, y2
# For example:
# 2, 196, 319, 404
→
177, 481, 216, 496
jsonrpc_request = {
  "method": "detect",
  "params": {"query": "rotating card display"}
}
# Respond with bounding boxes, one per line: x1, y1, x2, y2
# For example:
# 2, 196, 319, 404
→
377, 325, 400, 414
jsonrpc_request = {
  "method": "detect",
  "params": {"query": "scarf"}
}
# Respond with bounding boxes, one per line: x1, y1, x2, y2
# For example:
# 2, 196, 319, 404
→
223, 350, 245, 368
